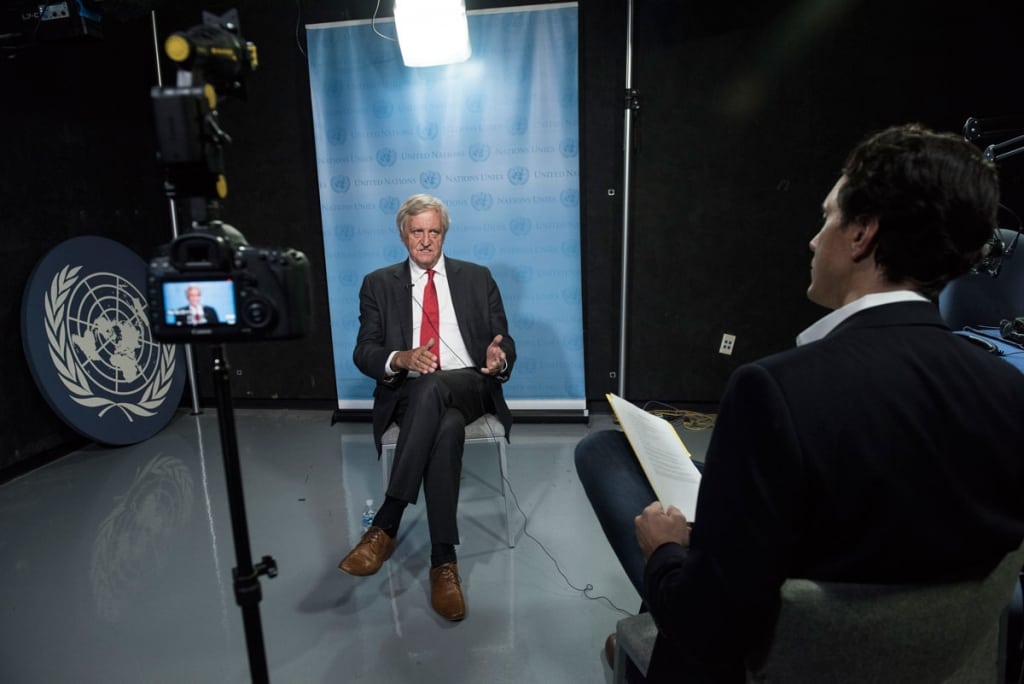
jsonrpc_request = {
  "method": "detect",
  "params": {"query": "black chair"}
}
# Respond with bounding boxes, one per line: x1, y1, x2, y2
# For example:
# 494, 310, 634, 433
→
939, 228, 1024, 331
937, 227, 1024, 681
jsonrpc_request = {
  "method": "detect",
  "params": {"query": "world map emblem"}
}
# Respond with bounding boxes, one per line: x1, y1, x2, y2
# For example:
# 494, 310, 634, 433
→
22, 236, 186, 445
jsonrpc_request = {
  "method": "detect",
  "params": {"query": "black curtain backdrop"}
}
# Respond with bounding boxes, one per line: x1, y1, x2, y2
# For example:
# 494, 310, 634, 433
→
3, 0, 1023, 477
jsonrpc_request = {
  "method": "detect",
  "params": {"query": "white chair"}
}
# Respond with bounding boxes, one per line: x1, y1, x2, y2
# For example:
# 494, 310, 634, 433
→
613, 542, 1024, 683
379, 413, 515, 548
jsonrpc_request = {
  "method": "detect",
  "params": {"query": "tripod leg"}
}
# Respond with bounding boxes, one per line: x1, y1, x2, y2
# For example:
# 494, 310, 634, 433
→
210, 344, 274, 684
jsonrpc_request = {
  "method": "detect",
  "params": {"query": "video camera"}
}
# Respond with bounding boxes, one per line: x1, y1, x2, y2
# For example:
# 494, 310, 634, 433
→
147, 9, 312, 343
148, 224, 312, 342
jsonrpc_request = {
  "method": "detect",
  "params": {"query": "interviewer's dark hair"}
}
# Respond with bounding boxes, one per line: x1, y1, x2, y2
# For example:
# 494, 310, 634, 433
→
838, 123, 999, 297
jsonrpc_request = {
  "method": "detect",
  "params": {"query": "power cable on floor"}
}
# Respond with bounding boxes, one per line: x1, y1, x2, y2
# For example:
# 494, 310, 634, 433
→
638, 399, 717, 432
475, 410, 634, 617
501, 470, 634, 618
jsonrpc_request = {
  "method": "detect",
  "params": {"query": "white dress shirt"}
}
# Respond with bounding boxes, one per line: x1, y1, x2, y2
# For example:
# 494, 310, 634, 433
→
385, 254, 477, 375
795, 290, 929, 346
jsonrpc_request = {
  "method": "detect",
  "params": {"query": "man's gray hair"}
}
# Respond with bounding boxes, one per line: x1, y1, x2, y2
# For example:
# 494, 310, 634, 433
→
395, 194, 450, 235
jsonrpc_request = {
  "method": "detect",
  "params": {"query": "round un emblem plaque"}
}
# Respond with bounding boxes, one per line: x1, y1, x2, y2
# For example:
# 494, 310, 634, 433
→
21, 236, 186, 445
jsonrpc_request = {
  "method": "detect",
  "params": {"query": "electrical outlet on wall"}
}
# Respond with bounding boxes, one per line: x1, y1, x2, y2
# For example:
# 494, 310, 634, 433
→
719, 333, 736, 355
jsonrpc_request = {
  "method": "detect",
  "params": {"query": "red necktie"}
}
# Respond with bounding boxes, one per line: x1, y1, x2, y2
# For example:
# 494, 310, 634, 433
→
420, 269, 440, 368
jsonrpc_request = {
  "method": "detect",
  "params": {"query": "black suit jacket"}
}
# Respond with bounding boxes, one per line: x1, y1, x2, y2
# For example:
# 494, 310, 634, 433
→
352, 257, 515, 453
643, 302, 1024, 682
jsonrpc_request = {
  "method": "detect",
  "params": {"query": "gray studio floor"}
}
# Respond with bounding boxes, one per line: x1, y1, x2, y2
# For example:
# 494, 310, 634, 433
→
0, 406, 712, 684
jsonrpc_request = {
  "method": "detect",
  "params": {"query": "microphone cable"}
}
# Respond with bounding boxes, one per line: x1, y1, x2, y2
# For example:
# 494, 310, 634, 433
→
477, 410, 635, 618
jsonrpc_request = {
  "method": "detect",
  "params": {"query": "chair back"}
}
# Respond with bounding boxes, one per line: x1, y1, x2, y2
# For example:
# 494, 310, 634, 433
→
939, 228, 1024, 330
746, 543, 1024, 683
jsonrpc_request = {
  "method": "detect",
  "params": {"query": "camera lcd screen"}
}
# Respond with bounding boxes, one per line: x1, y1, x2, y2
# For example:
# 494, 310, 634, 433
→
163, 280, 238, 327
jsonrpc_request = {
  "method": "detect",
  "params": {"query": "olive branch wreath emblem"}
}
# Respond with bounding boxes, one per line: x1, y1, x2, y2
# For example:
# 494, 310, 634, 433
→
44, 265, 176, 421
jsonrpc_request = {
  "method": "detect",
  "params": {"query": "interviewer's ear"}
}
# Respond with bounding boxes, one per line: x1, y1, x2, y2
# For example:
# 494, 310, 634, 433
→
850, 217, 879, 262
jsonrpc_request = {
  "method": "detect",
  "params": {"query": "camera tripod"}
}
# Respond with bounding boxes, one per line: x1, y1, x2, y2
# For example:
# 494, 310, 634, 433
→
209, 342, 277, 684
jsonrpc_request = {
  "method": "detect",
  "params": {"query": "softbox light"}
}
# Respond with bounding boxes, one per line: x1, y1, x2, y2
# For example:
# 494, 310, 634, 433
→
393, 0, 471, 67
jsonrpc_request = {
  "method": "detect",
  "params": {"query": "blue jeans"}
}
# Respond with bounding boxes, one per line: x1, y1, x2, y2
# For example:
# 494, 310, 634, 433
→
574, 430, 658, 597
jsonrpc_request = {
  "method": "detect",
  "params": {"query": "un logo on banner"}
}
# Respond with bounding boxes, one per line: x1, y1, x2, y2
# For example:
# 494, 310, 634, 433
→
417, 122, 439, 141
327, 128, 347, 145
473, 243, 496, 260
508, 166, 529, 186
509, 217, 532, 236
469, 143, 491, 162
507, 116, 528, 136
377, 147, 397, 167
331, 175, 351, 193
560, 189, 579, 207
420, 170, 441, 190
380, 196, 401, 215
21, 236, 185, 445
471, 193, 493, 211
560, 137, 579, 158
465, 94, 484, 114
383, 244, 405, 261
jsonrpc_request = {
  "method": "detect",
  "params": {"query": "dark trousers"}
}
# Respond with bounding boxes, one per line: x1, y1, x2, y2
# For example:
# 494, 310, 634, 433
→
386, 368, 493, 546
577, 431, 728, 684
574, 430, 657, 597
575, 429, 706, 597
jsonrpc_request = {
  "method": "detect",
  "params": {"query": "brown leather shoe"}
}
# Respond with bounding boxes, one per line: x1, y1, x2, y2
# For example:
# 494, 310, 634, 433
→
338, 526, 396, 576
429, 562, 466, 621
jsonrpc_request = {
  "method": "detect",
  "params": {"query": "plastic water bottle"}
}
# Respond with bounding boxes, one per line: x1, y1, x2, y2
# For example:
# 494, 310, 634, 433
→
361, 499, 376, 532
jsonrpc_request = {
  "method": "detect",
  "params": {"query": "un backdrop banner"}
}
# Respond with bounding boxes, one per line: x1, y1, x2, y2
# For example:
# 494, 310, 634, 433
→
307, 3, 584, 412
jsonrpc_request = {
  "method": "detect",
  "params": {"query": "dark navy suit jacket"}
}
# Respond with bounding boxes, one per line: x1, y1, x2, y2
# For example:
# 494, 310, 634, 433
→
643, 302, 1024, 681
352, 257, 515, 454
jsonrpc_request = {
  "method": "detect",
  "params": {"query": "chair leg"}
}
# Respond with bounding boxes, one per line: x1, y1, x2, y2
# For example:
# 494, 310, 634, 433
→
498, 442, 515, 548
381, 445, 393, 490
380, 433, 514, 547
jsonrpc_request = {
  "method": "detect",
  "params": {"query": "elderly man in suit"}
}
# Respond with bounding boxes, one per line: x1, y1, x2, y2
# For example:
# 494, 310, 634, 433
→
575, 124, 1024, 681
338, 193, 515, 621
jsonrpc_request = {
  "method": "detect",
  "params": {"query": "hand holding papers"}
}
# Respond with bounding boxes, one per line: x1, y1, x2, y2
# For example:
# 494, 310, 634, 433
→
606, 393, 702, 520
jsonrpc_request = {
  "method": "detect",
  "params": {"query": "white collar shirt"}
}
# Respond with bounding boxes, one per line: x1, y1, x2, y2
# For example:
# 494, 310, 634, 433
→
795, 290, 929, 346
402, 255, 476, 374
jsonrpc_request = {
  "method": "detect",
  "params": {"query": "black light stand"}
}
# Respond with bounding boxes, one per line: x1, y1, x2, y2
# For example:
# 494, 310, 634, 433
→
617, 0, 637, 398
210, 342, 277, 684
